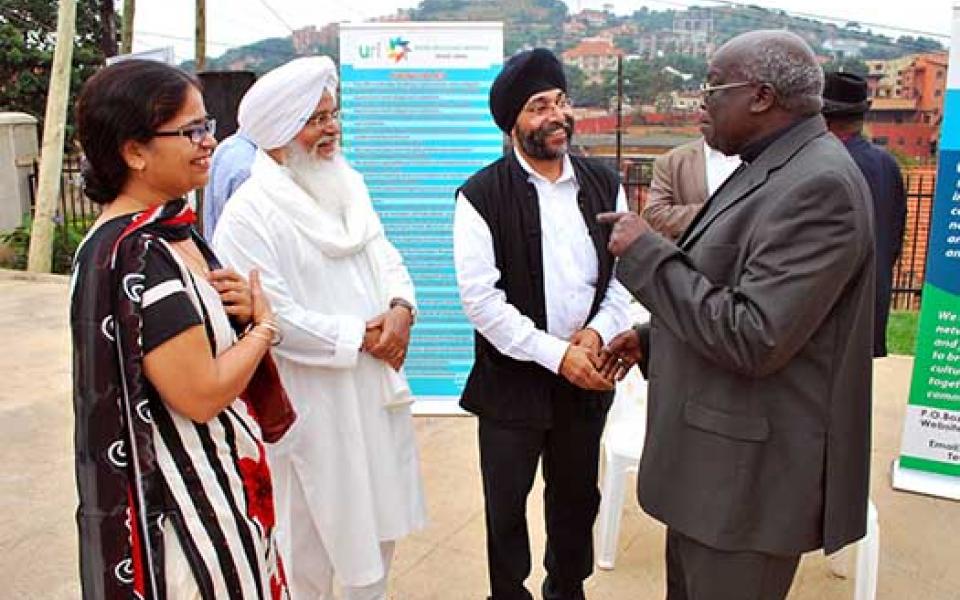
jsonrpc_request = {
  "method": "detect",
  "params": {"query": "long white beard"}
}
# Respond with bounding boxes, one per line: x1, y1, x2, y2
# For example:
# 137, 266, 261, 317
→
285, 142, 353, 217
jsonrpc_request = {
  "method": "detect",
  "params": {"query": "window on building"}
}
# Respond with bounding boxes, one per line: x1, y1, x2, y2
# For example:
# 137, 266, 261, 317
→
924, 114, 932, 123
874, 136, 889, 146
937, 70, 944, 79
935, 89, 942, 97
917, 138, 924, 146
898, 137, 905, 145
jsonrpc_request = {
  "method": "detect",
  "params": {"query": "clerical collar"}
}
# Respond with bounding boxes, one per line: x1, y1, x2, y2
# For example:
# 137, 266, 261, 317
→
739, 118, 805, 163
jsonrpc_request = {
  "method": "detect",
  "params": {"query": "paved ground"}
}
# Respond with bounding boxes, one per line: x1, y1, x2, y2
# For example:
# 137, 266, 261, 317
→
1, 270, 958, 599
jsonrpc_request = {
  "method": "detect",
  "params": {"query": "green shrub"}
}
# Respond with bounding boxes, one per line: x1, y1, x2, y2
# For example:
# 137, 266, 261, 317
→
0, 215, 92, 274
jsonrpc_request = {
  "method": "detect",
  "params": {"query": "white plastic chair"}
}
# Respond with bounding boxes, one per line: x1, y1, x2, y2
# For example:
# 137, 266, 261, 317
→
595, 306, 649, 570
827, 499, 879, 600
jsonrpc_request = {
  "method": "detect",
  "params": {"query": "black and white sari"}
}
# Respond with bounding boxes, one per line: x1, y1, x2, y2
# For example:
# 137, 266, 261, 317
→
70, 199, 288, 599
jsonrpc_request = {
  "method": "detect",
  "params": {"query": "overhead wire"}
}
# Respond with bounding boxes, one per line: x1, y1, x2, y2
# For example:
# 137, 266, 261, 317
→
1, 1, 949, 63
704, 0, 950, 40
254, 0, 296, 33
618, 0, 950, 55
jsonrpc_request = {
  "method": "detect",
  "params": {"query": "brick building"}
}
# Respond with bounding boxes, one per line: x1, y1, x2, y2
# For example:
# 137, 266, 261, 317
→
861, 52, 948, 158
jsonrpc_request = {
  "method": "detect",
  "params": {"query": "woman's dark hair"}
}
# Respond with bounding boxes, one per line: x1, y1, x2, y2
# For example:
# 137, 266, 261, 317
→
76, 60, 200, 204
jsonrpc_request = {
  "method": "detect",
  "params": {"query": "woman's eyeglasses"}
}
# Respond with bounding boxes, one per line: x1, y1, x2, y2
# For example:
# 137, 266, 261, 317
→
154, 117, 217, 145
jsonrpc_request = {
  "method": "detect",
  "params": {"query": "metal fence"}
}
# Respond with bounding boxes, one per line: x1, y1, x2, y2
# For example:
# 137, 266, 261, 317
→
22, 156, 99, 273
27, 155, 933, 311
892, 172, 935, 311
27, 155, 99, 238
620, 164, 933, 312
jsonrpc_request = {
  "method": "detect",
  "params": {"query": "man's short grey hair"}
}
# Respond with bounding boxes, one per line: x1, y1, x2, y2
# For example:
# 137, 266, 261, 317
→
732, 31, 824, 116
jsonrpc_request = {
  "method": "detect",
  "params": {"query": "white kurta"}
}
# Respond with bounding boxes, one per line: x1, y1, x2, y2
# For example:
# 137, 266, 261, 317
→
213, 151, 427, 588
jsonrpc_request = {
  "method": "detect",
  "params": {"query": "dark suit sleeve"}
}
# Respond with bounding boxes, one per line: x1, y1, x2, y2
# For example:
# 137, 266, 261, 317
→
633, 321, 651, 377
616, 171, 870, 378
641, 153, 703, 240
888, 156, 908, 266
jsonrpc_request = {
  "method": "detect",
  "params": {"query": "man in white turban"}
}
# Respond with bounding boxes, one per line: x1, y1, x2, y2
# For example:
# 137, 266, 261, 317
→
213, 55, 427, 600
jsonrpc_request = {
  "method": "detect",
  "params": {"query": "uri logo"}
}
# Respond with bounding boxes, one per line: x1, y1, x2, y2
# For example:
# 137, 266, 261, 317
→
387, 37, 411, 63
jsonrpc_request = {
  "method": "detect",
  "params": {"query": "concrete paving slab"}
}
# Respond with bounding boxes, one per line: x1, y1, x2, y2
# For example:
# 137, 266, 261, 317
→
1, 271, 957, 599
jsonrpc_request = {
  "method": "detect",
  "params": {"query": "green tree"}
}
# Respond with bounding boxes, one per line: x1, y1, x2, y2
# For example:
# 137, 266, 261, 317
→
630, 7, 675, 31
895, 35, 944, 54
564, 63, 587, 98
411, 0, 567, 55
565, 64, 616, 108
0, 0, 113, 146
184, 36, 301, 75
620, 58, 684, 105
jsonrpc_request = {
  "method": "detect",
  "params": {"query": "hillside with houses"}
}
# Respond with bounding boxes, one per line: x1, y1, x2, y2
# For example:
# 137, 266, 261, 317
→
192, 0, 946, 162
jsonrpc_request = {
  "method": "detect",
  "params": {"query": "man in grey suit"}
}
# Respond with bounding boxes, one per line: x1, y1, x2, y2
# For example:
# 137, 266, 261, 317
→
598, 30, 875, 599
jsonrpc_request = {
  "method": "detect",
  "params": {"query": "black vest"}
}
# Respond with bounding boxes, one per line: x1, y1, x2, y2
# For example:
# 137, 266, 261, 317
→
457, 152, 620, 425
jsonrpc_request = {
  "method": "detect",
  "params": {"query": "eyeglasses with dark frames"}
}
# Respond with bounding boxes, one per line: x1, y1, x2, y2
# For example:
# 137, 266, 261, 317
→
153, 117, 216, 145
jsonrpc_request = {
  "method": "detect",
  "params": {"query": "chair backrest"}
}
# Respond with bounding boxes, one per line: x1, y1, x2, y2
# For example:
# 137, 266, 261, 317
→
606, 301, 650, 426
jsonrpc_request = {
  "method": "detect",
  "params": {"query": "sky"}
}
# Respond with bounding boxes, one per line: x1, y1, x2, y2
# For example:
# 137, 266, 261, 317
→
130, 0, 957, 63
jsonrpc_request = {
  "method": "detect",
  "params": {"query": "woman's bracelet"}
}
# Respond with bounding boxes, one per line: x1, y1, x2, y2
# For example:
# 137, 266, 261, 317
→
243, 319, 283, 346
245, 328, 274, 345
257, 319, 280, 333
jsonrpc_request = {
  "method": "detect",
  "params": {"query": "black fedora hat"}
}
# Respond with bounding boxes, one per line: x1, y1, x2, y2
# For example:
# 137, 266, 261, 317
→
822, 71, 872, 117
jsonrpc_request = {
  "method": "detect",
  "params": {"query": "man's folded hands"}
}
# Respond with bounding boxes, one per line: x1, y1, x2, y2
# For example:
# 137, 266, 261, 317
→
560, 328, 614, 391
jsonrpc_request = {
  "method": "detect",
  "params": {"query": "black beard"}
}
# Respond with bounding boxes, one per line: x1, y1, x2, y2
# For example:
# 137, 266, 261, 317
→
517, 116, 575, 160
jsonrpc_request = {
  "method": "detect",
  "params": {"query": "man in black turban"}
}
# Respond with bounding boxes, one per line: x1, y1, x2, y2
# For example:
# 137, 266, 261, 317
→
452, 48, 633, 599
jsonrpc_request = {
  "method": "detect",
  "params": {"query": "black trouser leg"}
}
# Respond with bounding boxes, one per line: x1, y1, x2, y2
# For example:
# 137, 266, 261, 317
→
665, 527, 689, 600
478, 418, 544, 600
541, 395, 608, 600
665, 529, 800, 600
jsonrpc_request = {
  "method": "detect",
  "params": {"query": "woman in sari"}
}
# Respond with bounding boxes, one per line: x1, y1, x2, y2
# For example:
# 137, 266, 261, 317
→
70, 59, 289, 599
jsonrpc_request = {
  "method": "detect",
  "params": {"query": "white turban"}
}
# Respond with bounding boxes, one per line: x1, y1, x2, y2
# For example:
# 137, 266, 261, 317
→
237, 56, 338, 150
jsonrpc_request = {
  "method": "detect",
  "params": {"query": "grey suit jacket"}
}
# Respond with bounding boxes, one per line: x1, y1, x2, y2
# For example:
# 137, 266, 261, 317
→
641, 139, 707, 240
617, 116, 875, 556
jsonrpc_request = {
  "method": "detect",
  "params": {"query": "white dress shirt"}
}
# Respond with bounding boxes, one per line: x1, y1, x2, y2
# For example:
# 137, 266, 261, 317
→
454, 150, 633, 374
704, 139, 742, 196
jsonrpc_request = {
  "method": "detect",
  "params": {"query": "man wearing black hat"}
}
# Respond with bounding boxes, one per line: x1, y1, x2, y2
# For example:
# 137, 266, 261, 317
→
823, 71, 907, 357
453, 48, 632, 599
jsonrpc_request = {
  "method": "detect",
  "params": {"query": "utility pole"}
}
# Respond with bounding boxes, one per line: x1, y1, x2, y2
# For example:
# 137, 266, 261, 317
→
27, 0, 76, 273
120, 0, 135, 54
196, 0, 206, 71
99, 0, 118, 59
615, 54, 623, 175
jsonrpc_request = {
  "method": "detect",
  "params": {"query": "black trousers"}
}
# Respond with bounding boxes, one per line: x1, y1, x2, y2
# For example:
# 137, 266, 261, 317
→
478, 391, 608, 600
665, 529, 801, 600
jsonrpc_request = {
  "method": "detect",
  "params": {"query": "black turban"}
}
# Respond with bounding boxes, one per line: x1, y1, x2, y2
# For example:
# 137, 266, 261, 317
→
489, 48, 567, 134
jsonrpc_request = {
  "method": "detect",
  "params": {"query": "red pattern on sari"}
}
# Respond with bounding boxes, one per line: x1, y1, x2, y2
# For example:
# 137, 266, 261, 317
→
238, 443, 276, 532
